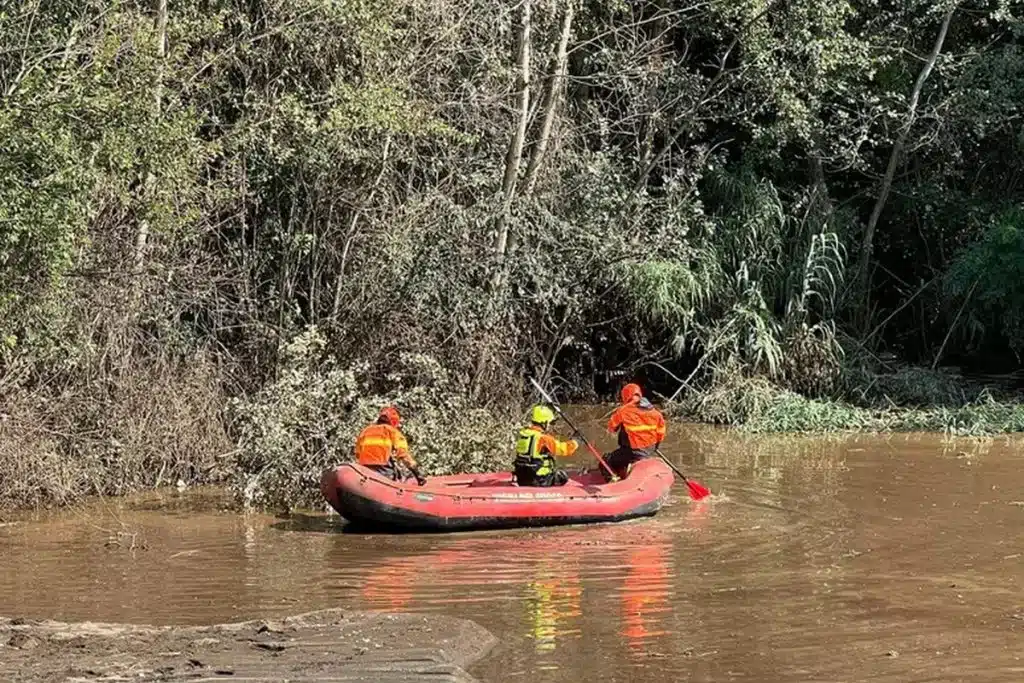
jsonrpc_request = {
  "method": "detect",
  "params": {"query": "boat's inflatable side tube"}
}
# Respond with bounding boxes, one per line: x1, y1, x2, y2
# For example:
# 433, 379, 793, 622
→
320, 458, 674, 532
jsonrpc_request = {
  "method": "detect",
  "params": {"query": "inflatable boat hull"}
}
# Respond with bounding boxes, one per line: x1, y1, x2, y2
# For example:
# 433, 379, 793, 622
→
320, 457, 674, 531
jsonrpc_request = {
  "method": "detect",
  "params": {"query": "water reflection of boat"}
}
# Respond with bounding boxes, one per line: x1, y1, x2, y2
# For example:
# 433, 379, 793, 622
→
527, 563, 583, 654
360, 555, 416, 612
346, 522, 676, 658
621, 543, 671, 653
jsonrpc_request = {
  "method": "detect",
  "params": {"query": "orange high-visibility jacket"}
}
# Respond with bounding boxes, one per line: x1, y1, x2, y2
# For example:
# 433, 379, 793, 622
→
516, 426, 579, 458
355, 423, 416, 467
607, 399, 666, 451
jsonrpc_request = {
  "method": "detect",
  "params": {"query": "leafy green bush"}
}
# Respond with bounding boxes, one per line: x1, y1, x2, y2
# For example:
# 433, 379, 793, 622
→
745, 391, 876, 433
890, 396, 1024, 436
230, 328, 515, 511
945, 208, 1024, 353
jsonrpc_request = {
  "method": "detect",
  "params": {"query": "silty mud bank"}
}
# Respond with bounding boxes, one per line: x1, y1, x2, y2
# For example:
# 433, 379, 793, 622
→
0, 610, 496, 682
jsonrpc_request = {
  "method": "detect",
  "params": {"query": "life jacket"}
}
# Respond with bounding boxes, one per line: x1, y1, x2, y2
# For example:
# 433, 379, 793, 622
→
514, 426, 555, 477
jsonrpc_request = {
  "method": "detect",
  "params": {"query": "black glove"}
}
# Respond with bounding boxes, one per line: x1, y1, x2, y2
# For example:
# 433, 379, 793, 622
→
410, 467, 427, 486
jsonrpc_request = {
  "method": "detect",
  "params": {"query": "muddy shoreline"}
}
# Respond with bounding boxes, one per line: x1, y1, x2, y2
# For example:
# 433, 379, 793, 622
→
0, 609, 496, 682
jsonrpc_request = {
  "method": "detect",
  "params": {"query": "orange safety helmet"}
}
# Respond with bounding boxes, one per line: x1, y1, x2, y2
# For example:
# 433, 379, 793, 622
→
620, 383, 642, 404
378, 405, 401, 427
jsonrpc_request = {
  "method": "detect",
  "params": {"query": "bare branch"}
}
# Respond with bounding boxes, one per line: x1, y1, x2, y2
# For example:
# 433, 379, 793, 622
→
858, 5, 958, 302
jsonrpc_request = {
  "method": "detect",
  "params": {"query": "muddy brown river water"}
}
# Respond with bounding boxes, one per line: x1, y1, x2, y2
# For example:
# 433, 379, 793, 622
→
2, 422, 1023, 682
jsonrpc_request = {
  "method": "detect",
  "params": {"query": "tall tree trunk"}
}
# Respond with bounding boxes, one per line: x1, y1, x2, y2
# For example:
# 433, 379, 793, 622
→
475, 0, 533, 398
490, 0, 531, 290
133, 0, 168, 273
857, 6, 956, 305
808, 135, 834, 229
522, 3, 573, 198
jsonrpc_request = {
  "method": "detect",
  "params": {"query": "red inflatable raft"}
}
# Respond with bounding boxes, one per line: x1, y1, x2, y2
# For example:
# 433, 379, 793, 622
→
320, 457, 674, 531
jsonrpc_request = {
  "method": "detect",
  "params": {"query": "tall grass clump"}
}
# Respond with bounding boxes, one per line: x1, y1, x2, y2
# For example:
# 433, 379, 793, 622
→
677, 369, 1024, 436
618, 169, 847, 403
0, 359, 232, 510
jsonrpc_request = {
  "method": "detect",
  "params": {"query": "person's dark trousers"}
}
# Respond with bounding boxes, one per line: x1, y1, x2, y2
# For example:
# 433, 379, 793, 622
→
514, 465, 569, 487
366, 462, 400, 480
601, 447, 652, 482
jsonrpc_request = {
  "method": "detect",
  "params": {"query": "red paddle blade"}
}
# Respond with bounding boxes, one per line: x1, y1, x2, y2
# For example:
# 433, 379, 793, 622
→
686, 479, 711, 500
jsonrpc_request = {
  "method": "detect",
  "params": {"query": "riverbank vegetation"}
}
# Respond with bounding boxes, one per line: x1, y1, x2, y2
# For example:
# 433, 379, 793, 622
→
679, 372, 1024, 436
1, 0, 1022, 509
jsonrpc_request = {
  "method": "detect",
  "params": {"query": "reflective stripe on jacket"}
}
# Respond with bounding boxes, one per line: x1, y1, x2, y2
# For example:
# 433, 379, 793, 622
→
607, 398, 666, 452
355, 423, 415, 467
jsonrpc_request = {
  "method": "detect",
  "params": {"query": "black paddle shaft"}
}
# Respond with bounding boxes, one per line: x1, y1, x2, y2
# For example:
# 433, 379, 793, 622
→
528, 377, 618, 479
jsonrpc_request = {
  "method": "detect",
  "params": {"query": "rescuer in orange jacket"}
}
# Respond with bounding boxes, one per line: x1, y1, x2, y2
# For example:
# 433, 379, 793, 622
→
602, 383, 666, 481
514, 404, 579, 487
355, 405, 427, 485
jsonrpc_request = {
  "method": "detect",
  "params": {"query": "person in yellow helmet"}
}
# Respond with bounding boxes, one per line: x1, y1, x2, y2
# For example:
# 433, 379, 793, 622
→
514, 404, 579, 487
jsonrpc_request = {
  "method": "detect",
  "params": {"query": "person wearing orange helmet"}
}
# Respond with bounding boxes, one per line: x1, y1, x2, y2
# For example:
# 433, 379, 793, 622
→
354, 405, 426, 485
602, 382, 666, 481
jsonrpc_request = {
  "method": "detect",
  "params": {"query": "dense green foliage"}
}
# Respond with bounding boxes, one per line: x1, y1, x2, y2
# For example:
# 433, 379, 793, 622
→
231, 329, 514, 510
1, 0, 1022, 508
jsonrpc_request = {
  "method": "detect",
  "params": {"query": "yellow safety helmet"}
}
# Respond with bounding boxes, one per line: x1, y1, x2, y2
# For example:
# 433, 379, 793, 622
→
530, 404, 556, 425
